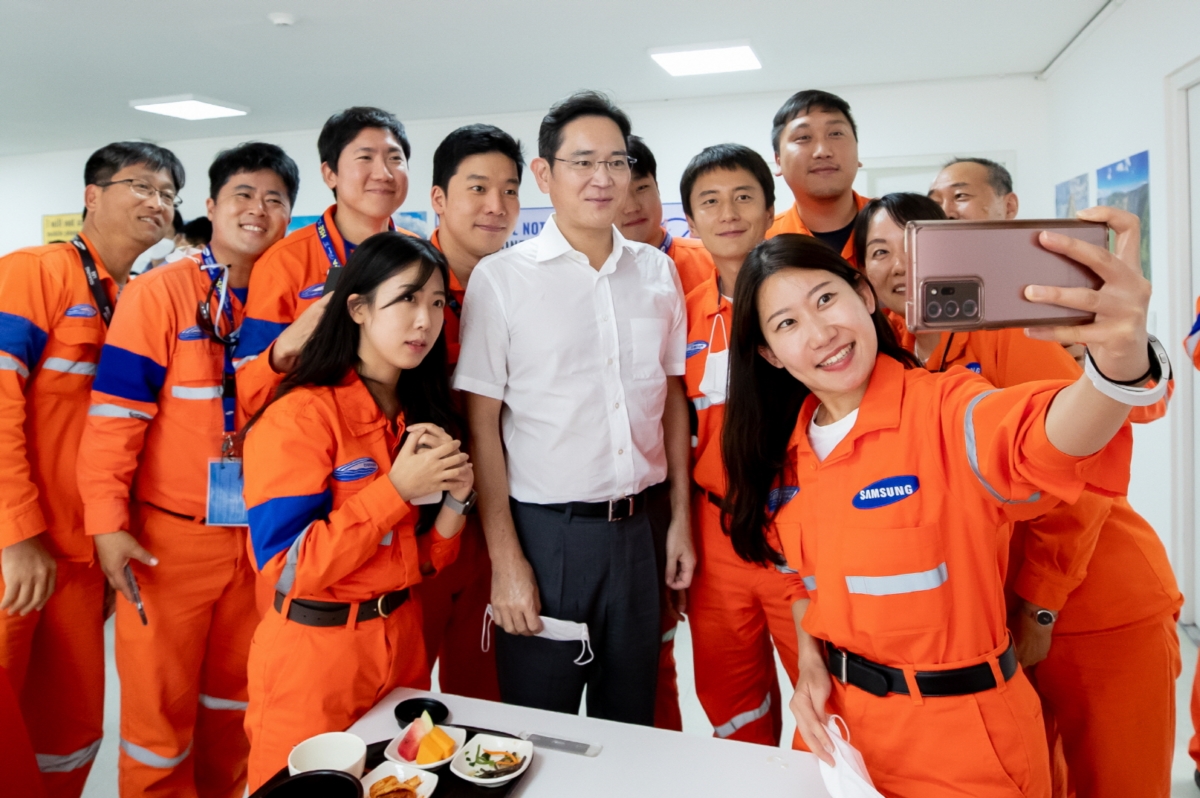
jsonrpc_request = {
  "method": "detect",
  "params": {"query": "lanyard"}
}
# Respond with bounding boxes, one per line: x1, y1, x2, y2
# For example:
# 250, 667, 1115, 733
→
70, 236, 113, 326
315, 215, 344, 297
658, 231, 673, 255
198, 247, 239, 435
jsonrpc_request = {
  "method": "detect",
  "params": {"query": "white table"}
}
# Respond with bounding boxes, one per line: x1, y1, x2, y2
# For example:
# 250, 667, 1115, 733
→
348, 688, 832, 797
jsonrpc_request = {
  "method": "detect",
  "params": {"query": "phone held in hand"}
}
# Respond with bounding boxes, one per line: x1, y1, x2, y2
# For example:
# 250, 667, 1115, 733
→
905, 219, 1108, 333
124, 563, 148, 626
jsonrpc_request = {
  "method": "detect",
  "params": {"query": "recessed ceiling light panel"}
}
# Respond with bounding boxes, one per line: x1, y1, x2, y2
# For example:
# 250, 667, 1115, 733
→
650, 42, 761, 77
130, 94, 248, 121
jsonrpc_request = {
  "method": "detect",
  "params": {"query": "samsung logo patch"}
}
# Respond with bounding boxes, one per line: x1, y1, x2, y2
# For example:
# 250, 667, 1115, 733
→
768, 486, 799, 512
65, 304, 97, 318
686, 341, 708, 358
332, 457, 378, 482
966, 362, 982, 374
298, 283, 324, 300
852, 476, 920, 509
178, 326, 206, 341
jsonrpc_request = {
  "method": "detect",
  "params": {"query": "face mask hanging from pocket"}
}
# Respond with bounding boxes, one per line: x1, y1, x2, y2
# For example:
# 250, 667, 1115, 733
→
482, 605, 594, 665
818, 715, 885, 798
697, 312, 730, 406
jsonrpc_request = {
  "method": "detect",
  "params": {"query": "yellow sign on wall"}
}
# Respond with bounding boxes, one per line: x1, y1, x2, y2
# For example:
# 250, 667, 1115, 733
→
43, 213, 83, 244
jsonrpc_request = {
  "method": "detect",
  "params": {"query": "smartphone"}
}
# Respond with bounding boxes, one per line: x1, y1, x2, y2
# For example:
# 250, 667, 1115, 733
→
518, 732, 602, 757
123, 563, 148, 626
905, 219, 1107, 333
322, 265, 343, 295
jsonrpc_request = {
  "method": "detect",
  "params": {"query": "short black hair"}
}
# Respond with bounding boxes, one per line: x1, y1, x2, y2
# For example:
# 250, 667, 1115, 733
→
538, 91, 632, 163
626, 135, 657, 182
771, 90, 858, 154
432, 124, 525, 193
172, 212, 187, 236
182, 216, 213, 246
679, 144, 776, 219
82, 141, 185, 220
853, 192, 946, 266
318, 107, 411, 171
945, 157, 1014, 197
209, 141, 300, 206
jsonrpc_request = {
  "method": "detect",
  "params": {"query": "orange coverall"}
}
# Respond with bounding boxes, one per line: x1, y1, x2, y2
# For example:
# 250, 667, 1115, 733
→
77, 254, 260, 798
773, 353, 1134, 798
661, 228, 716, 297
683, 268, 799, 744
411, 229, 499, 702
242, 371, 460, 789
0, 237, 114, 798
904, 326, 1181, 798
765, 192, 870, 265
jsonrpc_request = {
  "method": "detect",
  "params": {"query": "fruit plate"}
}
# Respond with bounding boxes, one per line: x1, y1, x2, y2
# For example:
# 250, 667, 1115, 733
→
385, 724, 468, 769
448, 734, 534, 788
361, 761, 438, 798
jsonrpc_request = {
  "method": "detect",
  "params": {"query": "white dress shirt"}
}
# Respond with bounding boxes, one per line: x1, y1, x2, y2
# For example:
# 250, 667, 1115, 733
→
453, 214, 686, 504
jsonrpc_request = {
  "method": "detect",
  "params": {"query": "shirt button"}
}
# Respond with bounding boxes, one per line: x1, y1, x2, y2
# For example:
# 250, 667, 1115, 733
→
618, 448, 624, 455
614, 402, 620, 409
607, 358, 613, 365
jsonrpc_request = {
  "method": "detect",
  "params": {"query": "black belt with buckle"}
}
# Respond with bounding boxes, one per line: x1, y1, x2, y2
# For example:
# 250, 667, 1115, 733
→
274, 589, 410, 628
824, 640, 1018, 698
538, 483, 660, 522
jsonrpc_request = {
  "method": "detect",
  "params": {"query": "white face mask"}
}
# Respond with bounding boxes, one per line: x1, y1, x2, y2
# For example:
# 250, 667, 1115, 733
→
481, 605, 594, 665
818, 716, 885, 798
697, 312, 730, 406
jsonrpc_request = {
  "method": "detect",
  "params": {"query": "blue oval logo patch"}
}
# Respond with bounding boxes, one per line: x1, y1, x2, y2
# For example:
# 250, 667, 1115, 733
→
852, 476, 920, 510
966, 362, 982, 374
65, 303, 97, 318
686, 341, 708, 359
332, 457, 378, 482
178, 325, 206, 341
768, 486, 799, 512
298, 283, 324, 300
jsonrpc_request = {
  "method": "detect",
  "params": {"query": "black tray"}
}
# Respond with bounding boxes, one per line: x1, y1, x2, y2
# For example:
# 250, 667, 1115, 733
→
252, 725, 530, 798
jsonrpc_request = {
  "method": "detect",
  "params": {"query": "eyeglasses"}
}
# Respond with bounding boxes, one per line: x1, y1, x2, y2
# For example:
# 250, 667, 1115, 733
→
553, 157, 638, 174
96, 178, 182, 208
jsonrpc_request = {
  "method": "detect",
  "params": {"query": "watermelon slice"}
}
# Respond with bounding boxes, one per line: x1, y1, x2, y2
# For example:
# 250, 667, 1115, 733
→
397, 710, 435, 761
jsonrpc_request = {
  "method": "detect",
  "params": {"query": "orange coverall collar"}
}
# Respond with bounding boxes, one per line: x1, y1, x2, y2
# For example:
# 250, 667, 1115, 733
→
789, 353, 907, 464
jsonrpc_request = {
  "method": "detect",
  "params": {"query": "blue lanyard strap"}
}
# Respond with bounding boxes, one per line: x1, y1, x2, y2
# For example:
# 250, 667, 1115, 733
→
659, 231, 673, 254
199, 247, 239, 434
315, 216, 342, 270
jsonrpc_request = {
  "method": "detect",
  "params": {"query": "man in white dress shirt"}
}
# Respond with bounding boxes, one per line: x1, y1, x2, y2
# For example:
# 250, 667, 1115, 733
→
454, 91, 694, 724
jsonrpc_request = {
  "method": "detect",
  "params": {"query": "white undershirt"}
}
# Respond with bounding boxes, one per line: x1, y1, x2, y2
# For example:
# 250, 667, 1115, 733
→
807, 407, 859, 462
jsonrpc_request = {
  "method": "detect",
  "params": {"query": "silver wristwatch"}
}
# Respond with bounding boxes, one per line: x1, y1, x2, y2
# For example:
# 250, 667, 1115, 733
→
443, 490, 477, 516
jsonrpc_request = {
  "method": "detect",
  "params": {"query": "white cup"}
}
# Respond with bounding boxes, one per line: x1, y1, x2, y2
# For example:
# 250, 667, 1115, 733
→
287, 732, 367, 777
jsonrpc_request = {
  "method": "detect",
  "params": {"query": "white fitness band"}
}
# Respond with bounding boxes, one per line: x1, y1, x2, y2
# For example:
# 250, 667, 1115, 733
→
1083, 335, 1171, 407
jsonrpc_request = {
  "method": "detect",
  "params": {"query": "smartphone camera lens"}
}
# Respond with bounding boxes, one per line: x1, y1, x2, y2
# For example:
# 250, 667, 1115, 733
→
962, 299, 978, 317
944, 300, 960, 318
926, 301, 942, 319
942, 287, 956, 296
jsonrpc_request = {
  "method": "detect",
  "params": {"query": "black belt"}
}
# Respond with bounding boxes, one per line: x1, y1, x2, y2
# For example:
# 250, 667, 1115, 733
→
825, 640, 1018, 698
274, 589, 410, 627
537, 483, 660, 522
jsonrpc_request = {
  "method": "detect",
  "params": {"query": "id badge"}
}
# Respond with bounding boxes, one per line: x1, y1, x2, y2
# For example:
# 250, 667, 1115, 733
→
207, 459, 248, 527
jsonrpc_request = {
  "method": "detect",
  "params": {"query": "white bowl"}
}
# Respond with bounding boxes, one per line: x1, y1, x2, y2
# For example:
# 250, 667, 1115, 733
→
287, 731, 367, 777
384, 724, 467, 770
360, 761, 438, 797
449, 734, 534, 787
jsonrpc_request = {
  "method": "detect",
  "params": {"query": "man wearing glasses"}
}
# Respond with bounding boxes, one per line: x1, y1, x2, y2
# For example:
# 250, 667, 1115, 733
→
455, 91, 693, 725
0, 141, 183, 798
79, 143, 298, 798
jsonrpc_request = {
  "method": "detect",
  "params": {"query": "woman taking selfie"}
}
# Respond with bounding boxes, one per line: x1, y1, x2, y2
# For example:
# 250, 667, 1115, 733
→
722, 207, 1166, 798
240, 233, 475, 788
856, 195, 1181, 798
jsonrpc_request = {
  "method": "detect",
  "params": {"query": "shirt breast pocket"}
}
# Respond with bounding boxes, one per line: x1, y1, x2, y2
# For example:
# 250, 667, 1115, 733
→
837, 523, 948, 637
629, 318, 668, 380
38, 324, 100, 394
168, 347, 223, 402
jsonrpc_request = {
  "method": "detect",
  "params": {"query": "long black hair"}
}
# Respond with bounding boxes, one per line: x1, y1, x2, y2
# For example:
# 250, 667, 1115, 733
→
852, 192, 946, 267
721, 234, 920, 566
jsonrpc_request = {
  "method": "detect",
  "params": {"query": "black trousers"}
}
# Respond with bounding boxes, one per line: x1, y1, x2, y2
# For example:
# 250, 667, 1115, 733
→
495, 485, 669, 726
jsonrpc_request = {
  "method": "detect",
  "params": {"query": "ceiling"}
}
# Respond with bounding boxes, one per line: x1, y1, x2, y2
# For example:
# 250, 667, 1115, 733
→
0, 0, 1105, 157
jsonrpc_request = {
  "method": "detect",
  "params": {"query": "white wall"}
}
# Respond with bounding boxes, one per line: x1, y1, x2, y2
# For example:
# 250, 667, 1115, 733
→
1044, 0, 1200, 556
0, 75, 1050, 253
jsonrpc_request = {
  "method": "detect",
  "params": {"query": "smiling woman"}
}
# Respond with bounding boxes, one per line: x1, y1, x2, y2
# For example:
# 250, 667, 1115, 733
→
720, 209, 1164, 798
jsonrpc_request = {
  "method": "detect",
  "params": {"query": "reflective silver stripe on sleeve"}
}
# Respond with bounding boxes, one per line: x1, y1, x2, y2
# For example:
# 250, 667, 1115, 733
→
714, 692, 772, 738
119, 739, 192, 769
37, 739, 102, 773
0, 354, 30, 378
42, 357, 97, 376
802, 575, 817, 591
273, 524, 311, 595
845, 562, 948, 596
171, 385, 222, 400
199, 693, 249, 711
661, 626, 677, 644
233, 353, 258, 371
381, 531, 393, 546
88, 404, 152, 421
692, 396, 712, 412
774, 563, 798, 575
964, 390, 1042, 505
